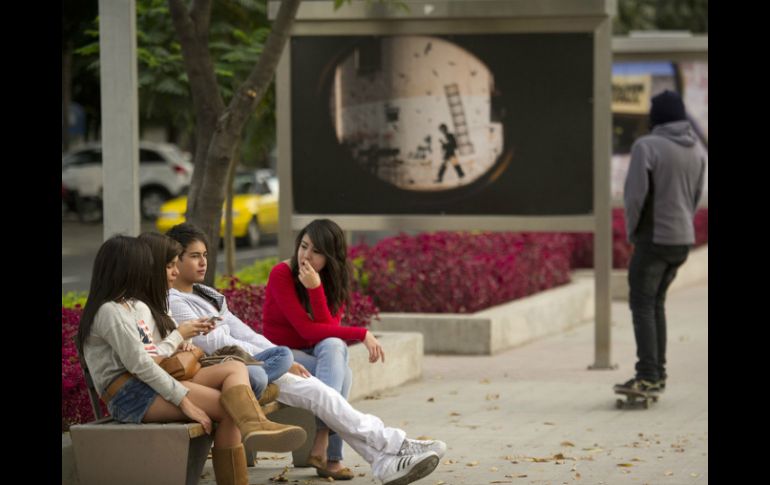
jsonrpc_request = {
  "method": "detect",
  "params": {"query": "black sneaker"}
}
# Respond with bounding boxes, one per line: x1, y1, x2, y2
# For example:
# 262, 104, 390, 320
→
656, 379, 666, 393
614, 378, 661, 394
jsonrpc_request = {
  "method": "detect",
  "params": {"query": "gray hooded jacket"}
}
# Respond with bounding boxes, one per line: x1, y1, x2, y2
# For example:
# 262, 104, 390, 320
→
624, 120, 706, 245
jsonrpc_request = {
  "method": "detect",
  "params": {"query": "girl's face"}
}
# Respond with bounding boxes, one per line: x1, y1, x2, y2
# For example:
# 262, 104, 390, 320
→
297, 234, 327, 273
166, 255, 180, 289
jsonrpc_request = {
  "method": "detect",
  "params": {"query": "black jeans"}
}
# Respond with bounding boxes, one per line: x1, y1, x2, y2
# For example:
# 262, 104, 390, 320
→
628, 242, 690, 382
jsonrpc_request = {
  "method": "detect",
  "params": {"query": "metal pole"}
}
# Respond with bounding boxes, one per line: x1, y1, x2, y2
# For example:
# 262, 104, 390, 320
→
590, 13, 616, 370
277, 43, 296, 260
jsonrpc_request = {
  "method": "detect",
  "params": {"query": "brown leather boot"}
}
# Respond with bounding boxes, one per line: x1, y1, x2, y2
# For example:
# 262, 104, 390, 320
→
220, 384, 306, 453
258, 383, 280, 405
212, 444, 248, 485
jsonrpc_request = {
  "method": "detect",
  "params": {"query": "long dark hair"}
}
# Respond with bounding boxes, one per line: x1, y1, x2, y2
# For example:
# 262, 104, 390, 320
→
290, 219, 351, 316
138, 232, 183, 339
76, 236, 154, 353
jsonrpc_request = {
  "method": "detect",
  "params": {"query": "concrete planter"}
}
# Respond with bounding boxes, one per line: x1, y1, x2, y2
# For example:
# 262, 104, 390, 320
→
347, 331, 424, 401
370, 277, 595, 355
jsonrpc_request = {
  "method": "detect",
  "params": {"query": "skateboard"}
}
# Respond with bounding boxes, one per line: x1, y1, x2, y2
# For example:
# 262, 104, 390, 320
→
614, 387, 659, 409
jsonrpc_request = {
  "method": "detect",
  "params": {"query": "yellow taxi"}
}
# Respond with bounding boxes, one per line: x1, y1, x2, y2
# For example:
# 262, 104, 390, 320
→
156, 169, 278, 247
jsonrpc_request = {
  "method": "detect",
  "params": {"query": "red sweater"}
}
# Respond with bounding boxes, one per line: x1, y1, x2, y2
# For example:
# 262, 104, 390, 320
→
262, 263, 367, 348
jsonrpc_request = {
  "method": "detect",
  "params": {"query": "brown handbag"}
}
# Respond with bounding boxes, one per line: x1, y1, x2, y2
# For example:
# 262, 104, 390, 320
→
159, 347, 205, 381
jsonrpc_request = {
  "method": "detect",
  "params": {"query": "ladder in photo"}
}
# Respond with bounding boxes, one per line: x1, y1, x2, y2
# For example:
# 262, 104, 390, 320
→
444, 83, 475, 156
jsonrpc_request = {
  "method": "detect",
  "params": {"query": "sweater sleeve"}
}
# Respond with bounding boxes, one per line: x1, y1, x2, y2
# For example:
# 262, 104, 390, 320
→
269, 264, 367, 342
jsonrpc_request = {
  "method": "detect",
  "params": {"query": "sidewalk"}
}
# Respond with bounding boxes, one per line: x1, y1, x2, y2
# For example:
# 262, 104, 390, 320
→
201, 281, 708, 484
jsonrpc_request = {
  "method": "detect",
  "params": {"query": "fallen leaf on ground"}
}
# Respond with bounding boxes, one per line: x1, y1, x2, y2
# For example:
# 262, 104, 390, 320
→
665, 471, 674, 476
690, 473, 699, 478
449, 412, 461, 416
561, 441, 575, 447
490, 481, 512, 484
427, 397, 435, 402
617, 463, 634, 467
480, 378, 491, 384
466, 461, 479, 467
486, 393, 500, 401
416, 435, 432, 440
544, 422, 556, 426
490, 466, 498, 472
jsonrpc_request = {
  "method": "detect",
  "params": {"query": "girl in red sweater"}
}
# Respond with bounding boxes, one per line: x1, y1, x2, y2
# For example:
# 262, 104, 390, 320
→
263, 219, 385, 480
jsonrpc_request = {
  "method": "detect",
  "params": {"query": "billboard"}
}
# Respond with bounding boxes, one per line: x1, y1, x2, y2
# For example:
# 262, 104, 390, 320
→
291, 33, 595, 216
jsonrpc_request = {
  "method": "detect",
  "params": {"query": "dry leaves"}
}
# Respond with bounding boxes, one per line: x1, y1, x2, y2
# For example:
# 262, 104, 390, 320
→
486, 393, 500, 401
466, 461, 479, 467
269, 465, 290, 482
561, 441, 575, 447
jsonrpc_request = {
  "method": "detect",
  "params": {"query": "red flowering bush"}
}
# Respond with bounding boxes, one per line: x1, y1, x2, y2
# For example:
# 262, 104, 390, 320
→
62, 306, 105, 431
568, 208, 709, 269
350, 232, 572, 313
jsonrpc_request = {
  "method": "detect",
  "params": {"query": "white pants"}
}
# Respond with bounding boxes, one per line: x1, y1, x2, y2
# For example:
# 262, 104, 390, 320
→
274, 373, 405, 475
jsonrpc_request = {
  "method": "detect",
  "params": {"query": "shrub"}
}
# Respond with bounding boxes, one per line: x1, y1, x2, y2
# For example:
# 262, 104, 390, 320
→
350, 232, 573, 313
61, 307, 104, 431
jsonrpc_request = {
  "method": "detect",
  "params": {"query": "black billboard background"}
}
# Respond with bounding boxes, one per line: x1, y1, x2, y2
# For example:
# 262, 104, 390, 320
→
291, 33, 594, 215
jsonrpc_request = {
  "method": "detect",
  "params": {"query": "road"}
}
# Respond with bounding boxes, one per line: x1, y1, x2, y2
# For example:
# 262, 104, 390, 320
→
62, 219, 278, 294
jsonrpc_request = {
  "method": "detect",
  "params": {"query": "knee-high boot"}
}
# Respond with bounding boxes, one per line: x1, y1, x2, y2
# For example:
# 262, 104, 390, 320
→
220, 384, 307, 453
212, 444, 248, 485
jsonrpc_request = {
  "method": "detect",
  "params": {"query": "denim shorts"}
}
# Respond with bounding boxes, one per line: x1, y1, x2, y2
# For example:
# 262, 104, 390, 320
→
106, 377, 158, 424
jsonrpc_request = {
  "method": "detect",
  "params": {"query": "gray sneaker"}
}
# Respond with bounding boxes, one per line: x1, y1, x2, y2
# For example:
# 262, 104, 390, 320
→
397, 438, 447, 459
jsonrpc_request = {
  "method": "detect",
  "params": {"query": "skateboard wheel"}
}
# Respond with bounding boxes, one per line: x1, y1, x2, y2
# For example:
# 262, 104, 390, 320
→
615, 399, 624, 409
643, 399, 650, 409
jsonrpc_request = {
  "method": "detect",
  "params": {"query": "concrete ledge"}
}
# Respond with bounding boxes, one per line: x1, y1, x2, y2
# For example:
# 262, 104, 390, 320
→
370, 278, 595, 355
347, 331, 424, 401
609, 244, 708, 300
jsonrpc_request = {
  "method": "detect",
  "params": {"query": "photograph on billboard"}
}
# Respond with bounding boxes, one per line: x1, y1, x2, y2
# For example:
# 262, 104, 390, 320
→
291, 33, 594, 215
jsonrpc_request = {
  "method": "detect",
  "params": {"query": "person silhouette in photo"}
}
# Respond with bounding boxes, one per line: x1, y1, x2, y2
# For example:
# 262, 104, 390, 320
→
434, 124, 465, 183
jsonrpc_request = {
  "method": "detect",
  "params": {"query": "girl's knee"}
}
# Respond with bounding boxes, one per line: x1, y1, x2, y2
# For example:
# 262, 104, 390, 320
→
318, 337, 347, 354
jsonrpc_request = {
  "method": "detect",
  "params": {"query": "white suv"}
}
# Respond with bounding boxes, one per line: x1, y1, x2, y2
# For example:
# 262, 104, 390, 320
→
61, 141, 194, 220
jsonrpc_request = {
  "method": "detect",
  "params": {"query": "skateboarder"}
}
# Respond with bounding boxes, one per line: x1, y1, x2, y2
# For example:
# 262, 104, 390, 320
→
614, 90, 706, 397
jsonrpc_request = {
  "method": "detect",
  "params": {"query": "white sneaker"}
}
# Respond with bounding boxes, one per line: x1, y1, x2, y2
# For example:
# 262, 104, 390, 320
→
397, 438, 447, 459
378, 450, 440, 485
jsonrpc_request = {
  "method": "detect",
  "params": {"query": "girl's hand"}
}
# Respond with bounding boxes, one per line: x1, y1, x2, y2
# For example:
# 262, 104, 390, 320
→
363, 331, 385, 364
177, 317, 215, 339
179, 396, 212, 434
178, 342, 196, 352
288, 362, 312, 378
298, 260, 321, 289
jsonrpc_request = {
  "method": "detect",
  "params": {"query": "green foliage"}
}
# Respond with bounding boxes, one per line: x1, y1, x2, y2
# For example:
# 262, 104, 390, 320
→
614, 0, 708, 34
62, 291, 88, 309
215, 257, 278, 287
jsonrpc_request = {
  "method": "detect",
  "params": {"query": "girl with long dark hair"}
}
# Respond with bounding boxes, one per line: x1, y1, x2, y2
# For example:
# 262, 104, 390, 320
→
262, 219, 385, 480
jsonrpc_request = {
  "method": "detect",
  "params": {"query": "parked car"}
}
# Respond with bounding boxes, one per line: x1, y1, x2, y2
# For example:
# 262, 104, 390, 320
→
61, 141, 194, 220
156, 169, 278, 248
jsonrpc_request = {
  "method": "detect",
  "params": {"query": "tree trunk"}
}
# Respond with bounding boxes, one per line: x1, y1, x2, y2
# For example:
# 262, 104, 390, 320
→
224, 138, 242, 277
168, 0, 301, 285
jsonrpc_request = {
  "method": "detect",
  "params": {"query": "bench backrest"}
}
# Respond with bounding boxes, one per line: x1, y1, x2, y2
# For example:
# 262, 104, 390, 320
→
74, 337, 105, 420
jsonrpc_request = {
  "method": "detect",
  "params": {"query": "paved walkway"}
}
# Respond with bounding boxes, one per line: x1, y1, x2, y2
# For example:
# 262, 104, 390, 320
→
200, 281, 708, 485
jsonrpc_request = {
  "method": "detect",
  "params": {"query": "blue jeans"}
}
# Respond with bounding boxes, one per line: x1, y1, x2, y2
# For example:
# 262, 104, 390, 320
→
292, 337, 353, 462
628, 242, 690, 382
248, 346, 294, 397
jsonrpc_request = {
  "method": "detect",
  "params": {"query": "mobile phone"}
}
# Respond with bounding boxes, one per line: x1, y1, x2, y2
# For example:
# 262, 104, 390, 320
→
206, 315, 220, 324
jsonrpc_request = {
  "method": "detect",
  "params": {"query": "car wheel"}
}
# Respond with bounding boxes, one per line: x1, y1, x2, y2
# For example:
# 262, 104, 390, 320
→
141, 188, 171, 220
239, 217, 262, 248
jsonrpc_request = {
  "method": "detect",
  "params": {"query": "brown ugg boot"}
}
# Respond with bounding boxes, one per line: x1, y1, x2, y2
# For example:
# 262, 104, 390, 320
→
212, 444, 248, 485
258, 383, 280, 405
220, 384, 306, 453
